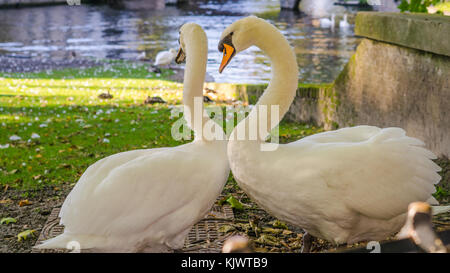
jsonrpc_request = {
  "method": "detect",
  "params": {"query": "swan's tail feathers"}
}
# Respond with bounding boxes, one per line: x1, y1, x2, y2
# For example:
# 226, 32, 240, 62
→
34, 234, 77, 250
369, 127, 405, 144
432, 205, 450, 216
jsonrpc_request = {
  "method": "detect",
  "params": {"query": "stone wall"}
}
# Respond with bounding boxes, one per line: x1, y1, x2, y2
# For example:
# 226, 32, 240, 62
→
289, 12, 450, 157
332, 12, 450, 157
332, 38, 450, 157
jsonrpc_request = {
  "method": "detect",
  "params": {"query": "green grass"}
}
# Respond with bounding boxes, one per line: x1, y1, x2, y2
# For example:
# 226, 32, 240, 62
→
0, 62, 323, 190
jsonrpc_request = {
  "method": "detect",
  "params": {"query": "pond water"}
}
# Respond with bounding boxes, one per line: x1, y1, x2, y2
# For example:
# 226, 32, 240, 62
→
0, 0, 399, 84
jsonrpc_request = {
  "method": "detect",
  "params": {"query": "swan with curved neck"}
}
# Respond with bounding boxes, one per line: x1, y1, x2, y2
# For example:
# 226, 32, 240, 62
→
218, 16, 444, 247
36, 23, 229, 252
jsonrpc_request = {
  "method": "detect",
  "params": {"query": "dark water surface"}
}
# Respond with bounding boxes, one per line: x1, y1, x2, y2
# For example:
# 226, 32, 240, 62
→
0, 0, 398, 84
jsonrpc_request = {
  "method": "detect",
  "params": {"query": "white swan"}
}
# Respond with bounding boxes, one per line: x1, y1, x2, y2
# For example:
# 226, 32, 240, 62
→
320, 13, 335, 28
218, 16, 446, 246
154, 48, 177, 66
36, 23, 229, 252
339, 14, 350, 29
137, 51, 147, 60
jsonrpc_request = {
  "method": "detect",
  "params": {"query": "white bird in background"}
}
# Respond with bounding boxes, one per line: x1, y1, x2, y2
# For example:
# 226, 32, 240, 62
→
154, 48, 178, 67
339, 14, 350, 29
137, 51, 147, 60
36, 23, 229, 252
320, 13, 335, 28
217, 16, 449, 251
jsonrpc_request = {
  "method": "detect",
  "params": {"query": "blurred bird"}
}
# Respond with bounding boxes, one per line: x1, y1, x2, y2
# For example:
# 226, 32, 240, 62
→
397, 202, 447, 253
154, 48, 178, 67
137, 52, 147, 60
320, 14, 335, 28
98, 90, 113, 99
222, 235, 253, 253
69, 51, 77, 61
203, 95, 213, 103
144, 96, 166, 104
339, 14, 350, 29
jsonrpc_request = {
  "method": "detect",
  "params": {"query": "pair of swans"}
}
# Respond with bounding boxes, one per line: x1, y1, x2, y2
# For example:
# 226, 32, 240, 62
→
38, 17, 445, 252
320, 14, 350, 29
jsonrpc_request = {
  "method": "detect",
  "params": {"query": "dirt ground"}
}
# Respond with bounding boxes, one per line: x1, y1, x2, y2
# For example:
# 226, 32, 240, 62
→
0, 184, 71, 253
1, 157, 449, 253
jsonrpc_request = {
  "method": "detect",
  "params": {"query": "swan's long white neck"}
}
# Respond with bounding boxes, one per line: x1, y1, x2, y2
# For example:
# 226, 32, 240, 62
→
182, 29, 209, 141
231, 21, 298, 142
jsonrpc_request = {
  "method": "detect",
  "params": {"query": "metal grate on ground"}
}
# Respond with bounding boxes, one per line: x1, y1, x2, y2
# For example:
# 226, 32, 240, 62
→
32, 202, 235, 253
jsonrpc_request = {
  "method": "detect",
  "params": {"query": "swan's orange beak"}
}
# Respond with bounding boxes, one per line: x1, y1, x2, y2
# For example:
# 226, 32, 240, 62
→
219, 43, 235, 73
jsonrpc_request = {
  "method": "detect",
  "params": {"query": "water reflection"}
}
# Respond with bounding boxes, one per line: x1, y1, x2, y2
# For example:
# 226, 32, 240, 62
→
0, 0, 399, 84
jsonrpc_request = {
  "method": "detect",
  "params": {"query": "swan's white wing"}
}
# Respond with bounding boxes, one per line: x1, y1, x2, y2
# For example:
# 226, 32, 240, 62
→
59, 148, 167, 221
286, 126, 441, 220
60, 143, 228, 242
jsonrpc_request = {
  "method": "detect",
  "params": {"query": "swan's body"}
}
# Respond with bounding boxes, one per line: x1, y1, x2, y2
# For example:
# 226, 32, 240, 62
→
154, 48, 177, 66
137, 51, 146, 60
320, 14, 335, 28
339, 14, 350, 29
218, 16, 443, 245
36, 23, 229, 252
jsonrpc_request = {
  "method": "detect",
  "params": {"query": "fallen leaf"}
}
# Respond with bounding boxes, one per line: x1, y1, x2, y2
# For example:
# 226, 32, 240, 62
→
19, 200, 32, 207
218, 225, 236, 233
226, 195, 244, 211
1, 217, 17, 225
282, 230, 293, 236
255, 234, 280, 246
17, 229, 36, 241
253, 247, 269, 253
234, 223, 252, 233
9, 135, 21, 141
280, 240, 291, 249
0, 199, 12, 204
270, 220, 288, 229
262, 227, 283, 235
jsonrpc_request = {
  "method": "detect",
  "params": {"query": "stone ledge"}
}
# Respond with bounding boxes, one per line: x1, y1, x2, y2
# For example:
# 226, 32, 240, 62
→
355, 12, 450, 57
204, 82, 332, 105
